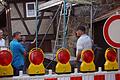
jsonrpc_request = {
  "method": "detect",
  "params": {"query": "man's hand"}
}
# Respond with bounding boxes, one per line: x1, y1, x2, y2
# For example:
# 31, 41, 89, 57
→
76, 49, 82, 61
24, 51, 27, 57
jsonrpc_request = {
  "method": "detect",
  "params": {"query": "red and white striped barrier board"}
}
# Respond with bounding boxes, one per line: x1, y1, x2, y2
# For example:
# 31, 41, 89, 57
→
1, 71, 120, 80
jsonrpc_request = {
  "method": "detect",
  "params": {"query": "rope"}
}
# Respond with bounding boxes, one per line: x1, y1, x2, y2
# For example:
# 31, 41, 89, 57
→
45, 2, 72, 73
39, 5, 62, 48
44, 5, 62, 71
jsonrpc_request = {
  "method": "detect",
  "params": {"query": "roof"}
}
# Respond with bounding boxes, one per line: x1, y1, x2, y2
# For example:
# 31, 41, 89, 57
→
93, 6, 120, 22
5, 0, 48, 3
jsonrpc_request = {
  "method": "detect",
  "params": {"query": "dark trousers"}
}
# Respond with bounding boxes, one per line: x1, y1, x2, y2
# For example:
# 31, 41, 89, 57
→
23, 54, 30, 74
70, 61, 81, 73
13, 65, 24, 76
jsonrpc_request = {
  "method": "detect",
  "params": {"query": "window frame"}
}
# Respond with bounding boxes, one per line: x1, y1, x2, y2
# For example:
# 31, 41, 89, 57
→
26, 2, 36, 17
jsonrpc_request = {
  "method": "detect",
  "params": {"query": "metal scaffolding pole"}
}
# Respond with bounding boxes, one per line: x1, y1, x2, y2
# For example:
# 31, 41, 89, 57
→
90, 4, 93, 39
63, 0, 67, 48
35, 0, 38, 49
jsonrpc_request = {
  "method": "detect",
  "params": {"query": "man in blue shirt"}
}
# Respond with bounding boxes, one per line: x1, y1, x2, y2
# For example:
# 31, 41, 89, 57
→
10, 32, 26, 76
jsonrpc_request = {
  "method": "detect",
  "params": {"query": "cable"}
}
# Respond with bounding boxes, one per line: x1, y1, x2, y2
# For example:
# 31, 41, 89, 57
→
45, 2, 72, 73
39, 5, 62, 71
45, 56, 56, 69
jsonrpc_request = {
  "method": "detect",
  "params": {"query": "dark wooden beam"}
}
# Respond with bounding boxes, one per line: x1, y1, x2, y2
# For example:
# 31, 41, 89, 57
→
22, 34, 55, 41
10, 16, 51, 20
6, 5, 12, 42
0, 9, 6, 28
13, 2, 31, 35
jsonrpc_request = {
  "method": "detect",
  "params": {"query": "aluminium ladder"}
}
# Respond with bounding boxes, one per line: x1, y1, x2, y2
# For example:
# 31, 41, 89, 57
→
53, 3, 72, 54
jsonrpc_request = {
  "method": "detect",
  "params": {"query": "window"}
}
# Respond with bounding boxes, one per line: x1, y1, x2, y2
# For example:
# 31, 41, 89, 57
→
26, 2, 36, 17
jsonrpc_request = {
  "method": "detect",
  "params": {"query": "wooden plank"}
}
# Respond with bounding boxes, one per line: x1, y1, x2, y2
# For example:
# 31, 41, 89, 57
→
93, 6, 120, 22
0, 9, 6, 28
6, 5, 12, 42
38, 0, 91, 11
6, 0, 46, 3
22, 34, 55, 41
38, 0, 63, 11
11, 16, 52, 20
13, 3, 31, 35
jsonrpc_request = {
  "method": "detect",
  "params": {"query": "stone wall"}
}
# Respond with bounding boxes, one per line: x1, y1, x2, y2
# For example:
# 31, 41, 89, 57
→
67, 16, 90, 56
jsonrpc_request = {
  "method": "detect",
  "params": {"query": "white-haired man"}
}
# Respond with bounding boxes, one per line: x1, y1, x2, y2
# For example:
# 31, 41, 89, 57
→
0, 29, 5, 47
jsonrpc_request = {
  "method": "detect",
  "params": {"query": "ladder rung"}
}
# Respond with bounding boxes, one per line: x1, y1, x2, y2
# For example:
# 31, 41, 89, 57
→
61, 13, 68, 16
58, 37, 69, 39
56, 37, 69, 42
59, 31, 63, 33
58, 31, 63, 33
57, 38, 63, 40
58, 31, 68, 33
56, 45, 62, 47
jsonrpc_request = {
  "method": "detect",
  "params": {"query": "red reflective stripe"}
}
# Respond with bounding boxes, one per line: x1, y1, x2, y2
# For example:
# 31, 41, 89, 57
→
70, 76, 82, 80
115, 74, 120, 80
45, 78, 57, 80
94, 75, 105, 80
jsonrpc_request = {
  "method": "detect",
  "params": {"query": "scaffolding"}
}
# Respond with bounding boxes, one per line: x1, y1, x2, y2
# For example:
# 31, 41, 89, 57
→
1, 0, 120, 79
36, 0, 92, 50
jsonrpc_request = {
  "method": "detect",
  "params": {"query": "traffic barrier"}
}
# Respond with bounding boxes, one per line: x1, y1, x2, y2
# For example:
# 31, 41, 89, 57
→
0, 48, 13, 76
80, 49, 95, 72
104, 48, 118, 71
1, 68, 120, 80
55, 48, 71, 73
27, 48, 45, 75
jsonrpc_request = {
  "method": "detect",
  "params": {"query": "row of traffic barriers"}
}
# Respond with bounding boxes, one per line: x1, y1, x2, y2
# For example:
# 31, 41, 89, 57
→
27, 47, 118, 75
0, 47, 119, 76
1, 69, 120, 80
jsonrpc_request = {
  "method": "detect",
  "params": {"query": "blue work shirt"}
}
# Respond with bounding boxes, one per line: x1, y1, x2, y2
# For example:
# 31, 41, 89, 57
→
10, 39, 25, 69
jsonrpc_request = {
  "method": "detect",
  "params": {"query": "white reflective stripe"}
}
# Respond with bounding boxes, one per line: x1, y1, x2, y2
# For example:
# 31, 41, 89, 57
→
58, 77, 70, 80
105, 73, 115, 80
82, 74, 94, 80
58, 77, 64, 80
28, 78, 44, 80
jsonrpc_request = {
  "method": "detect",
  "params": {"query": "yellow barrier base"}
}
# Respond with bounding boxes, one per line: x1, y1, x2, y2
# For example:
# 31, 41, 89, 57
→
80, 62, 95, 72
0, 64, 13, 76
104, 61, 118, 71
55, 62, 71, 73
27, 63, 45, 75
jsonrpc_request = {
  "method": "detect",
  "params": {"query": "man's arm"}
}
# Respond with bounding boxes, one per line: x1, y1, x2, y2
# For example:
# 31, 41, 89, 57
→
31, 38, 36, 44
74, 49, 82, 67
19, 43, 27, 56
76, 49, 82, 61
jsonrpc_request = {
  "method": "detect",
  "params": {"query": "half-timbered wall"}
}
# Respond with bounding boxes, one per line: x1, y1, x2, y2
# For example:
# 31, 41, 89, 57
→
10, 2, 54, 35
8, 1, 55, 52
